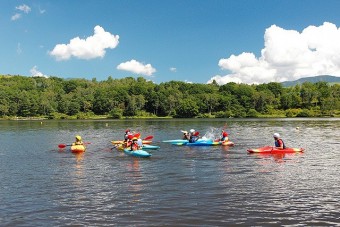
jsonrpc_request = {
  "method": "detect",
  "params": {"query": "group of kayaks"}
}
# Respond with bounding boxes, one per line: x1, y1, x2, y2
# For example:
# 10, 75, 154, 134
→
61, 133, 305, 158
162, 139, 235, 146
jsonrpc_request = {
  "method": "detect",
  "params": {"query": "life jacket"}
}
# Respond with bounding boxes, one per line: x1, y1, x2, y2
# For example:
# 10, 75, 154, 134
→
189, 134, 198, 143
130, 142, 139, 151
221, 131, 228, 141
275, 139, 286, 149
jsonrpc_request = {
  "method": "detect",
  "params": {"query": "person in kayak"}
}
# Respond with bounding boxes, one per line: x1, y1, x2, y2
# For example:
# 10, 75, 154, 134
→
189, 129, 199, 143
182, 131, 190, 140
73, 135, 83, 145
124, 129, 132, 142
220, 130, 229, 141
273, 133, 286, 149
130, 137, 140, 151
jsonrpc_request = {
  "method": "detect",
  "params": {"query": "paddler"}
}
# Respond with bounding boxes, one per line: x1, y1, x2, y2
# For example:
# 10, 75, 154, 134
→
221, 129, 229, 141
273, 133, 286, 149
181, 130, 189, 140
188, 129, 199, 143
130, 137, 139, 151
73, 135, 83, 145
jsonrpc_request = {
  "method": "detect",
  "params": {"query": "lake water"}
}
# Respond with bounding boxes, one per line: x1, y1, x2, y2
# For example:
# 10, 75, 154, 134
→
0, 118, 339, 226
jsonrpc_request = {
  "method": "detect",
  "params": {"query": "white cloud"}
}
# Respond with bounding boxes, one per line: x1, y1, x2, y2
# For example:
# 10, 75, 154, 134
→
16, 4, 31, 13
11, 13, 21, 21
17, 43, 22, 54
30, 66, 48, 78
117, 59, 156, 76
208, 22, 340, 85
49, 25, 119, 61
11, 4, 31, 21
170, 67, 177, 72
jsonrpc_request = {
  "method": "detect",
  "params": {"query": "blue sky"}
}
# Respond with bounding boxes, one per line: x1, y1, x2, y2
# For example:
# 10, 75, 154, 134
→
1, 0, 340, 84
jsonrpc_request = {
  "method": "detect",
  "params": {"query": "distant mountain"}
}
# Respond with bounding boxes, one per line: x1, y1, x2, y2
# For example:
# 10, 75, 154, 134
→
281, 75, 340, 87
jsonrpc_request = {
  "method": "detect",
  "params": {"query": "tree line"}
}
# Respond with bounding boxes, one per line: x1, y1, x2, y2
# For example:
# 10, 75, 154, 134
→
0, 74, 339, 119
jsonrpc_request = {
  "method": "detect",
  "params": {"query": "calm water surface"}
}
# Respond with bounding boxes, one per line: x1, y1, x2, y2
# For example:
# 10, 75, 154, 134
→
0, 118, 339, 226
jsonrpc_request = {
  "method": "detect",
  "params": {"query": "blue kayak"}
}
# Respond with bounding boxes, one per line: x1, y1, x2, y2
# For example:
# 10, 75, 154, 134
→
172, 140, 235, 146
142, 144, 160, 150
124, 148, 152, 158
163, 139, 205, 143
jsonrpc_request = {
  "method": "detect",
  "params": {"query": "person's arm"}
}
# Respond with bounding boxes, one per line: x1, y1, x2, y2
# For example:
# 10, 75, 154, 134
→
276, 140, 284, 149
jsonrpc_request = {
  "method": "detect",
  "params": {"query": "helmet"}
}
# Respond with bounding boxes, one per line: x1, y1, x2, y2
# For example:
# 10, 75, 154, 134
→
132, 137, 138, 141
75, 135, 82, 140
125, 129, 130, 133
273, 133, 280, 138
190, 129, 195, 133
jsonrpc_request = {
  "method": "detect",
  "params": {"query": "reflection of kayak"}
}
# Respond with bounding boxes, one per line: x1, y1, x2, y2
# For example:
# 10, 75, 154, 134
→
112, 140, 152, 145
172, 140, 234, 146
247, 146, 304, 154
123, 148, 152, 158
71, 144, 86, 153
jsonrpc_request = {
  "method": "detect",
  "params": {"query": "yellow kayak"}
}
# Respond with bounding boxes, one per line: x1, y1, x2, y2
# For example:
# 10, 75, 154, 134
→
71, 144, 86, 153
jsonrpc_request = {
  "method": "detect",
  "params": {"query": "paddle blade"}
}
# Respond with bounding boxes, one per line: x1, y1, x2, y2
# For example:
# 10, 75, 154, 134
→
58, 144, 67, 148
143, 135, 153, 140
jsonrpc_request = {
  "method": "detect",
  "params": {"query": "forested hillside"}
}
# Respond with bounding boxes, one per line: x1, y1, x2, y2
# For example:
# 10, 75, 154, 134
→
1, 75, 339, 119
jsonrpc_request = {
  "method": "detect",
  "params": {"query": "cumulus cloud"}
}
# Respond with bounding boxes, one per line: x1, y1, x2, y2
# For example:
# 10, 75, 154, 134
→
16, 4, 31, 13
208, 22, 340, 85
49, 25, 119, 60
117, 59, 156, 76
30, 66, 48, 78
11, 4, 31, 21
11, 13, 21, 21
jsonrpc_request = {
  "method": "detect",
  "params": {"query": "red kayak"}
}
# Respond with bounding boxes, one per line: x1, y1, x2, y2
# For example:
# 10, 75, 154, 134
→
247, 146, 304, 154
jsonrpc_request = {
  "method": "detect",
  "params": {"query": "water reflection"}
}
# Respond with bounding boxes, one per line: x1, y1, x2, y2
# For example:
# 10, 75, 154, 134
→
125, 159, 143, 204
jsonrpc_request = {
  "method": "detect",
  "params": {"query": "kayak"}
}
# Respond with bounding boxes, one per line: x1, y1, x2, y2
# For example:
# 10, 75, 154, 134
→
142, 144, 160, 150
163, 139, 204, 143
222, 141, 235, 146
114, 143, 159, 151
123, 148, 152, 158
112, 140, 152, 145
247, 146, 304, 154
172, 140, 234, 146
70, 144, 86, 153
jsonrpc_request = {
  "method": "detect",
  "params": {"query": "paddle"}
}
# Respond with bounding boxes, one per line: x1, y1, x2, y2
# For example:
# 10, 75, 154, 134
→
58, 142, 91, 148
58, 144, 71, 148
143, 135, 153, 140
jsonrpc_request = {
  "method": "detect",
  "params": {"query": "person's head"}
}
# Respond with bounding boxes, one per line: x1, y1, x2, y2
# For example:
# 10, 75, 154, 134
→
132, 137, 138, 143
273, 133, 280, 140
190, 129, 195, 133
75, 135, 82, 141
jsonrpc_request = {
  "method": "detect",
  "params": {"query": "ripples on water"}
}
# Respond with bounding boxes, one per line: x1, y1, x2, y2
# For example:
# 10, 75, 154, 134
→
0, 119, 339, 226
